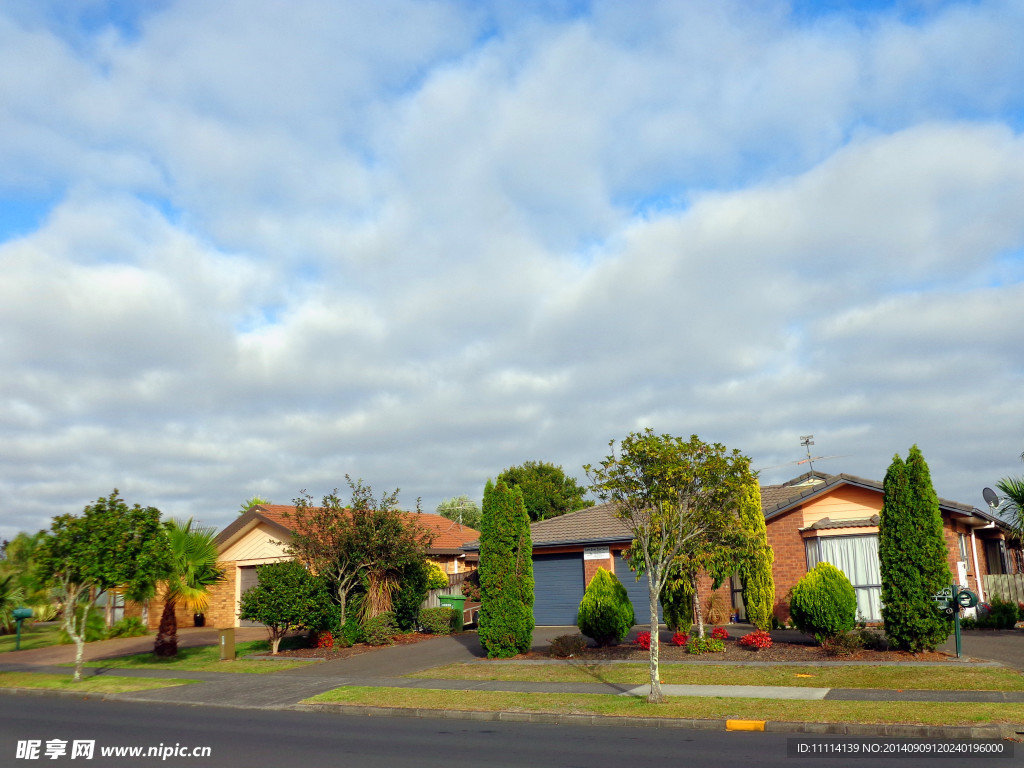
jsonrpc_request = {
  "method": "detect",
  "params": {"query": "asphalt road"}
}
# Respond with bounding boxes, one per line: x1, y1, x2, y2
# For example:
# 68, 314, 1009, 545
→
1, 696, 1015, 768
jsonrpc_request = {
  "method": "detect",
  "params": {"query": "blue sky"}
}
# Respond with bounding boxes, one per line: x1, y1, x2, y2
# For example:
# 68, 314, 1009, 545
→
1, 0, 1023, 537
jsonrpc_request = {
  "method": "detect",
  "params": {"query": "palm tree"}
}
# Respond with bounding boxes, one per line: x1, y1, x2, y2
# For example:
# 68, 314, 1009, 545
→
0, 571, 26, 632
994, 450, 1024, 541
153, 519, 223, 658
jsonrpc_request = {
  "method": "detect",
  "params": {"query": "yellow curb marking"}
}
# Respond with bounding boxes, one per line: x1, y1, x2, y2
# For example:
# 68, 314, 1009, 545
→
726, 719, 766, 732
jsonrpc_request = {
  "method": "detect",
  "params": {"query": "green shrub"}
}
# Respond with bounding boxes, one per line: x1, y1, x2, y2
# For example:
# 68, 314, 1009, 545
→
789, 562, 857, 643
976, 597, 1018, 630
577, 568, 634, 647
426, 563, 449, 591
821, 631, 864, 657
420, 606, 456, 635
107, 617, 148, 638
660, 576, 693, 634
59, 607, 107, 644
549, 633, 587, 657
685, 637, 725, 654
362, 611, 397, 646
392, 560, 430, 632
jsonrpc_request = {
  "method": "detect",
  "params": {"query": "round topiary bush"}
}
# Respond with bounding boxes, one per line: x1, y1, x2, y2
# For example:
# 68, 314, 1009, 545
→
577, 568, 635, 647
789, 562, 857, 643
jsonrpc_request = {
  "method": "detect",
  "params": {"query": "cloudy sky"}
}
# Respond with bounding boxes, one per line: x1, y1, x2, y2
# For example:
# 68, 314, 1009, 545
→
2, 0, 1023, 539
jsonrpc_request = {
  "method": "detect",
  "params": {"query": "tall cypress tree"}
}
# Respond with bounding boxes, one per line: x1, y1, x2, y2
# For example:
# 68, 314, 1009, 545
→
737, 478, 775, 630
879, 446, 952, 652
478, 479, 535, 658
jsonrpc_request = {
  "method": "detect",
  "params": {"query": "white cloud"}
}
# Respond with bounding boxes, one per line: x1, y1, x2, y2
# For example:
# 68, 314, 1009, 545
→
1, 0, 1022, 538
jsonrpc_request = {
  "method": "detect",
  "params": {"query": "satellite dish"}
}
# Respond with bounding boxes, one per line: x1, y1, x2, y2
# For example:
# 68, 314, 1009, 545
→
983, 487, 1000, 510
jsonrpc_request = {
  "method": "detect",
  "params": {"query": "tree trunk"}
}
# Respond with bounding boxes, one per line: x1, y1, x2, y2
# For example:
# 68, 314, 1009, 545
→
647, 570, 663, 703
154, 598, 178, 657
692, 574, 705, 640
64, 588, 87, 683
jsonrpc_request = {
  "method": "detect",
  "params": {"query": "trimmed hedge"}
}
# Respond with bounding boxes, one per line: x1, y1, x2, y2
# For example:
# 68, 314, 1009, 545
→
420, 606, 456, 635
577, 567, 634, 647
789, 562, 857, 643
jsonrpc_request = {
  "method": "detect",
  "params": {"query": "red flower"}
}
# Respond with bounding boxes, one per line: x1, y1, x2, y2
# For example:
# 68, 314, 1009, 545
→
739, 630, 772, 649
671, 632, 689, 646
635, 631, 651, 650
315, 631, 335, 649
711, 626, 729, 640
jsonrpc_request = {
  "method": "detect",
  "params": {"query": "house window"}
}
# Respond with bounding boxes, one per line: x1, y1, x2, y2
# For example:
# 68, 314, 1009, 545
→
804, 534, 882, 621
957, 533, 968, 563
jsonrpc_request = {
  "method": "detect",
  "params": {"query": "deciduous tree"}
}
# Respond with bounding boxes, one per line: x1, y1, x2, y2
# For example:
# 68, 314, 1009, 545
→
435, 495, 481, 529
879, 446, 951, 652
497, 461, 593, 521
238, 560, 338, 653
284, 476, 434, 622
586, 430, 752, 703
37, 491, 170, 681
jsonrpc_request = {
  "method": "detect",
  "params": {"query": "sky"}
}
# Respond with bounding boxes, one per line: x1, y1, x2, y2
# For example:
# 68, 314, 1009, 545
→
2, 0, 1023, 539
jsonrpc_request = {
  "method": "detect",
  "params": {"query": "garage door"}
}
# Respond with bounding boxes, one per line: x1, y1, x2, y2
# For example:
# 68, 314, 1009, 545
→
532, 553, 585, 626
620, 563, 662, 626
237, 566, 263, 627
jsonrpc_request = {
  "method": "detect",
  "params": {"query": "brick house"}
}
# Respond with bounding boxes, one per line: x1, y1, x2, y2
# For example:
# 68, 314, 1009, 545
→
483, 470, 1021, 627
130, 505, 479, 630
762, 471, 1020, 623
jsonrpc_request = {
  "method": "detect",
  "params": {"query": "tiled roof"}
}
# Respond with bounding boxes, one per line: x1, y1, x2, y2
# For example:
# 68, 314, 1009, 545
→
530, 502, 632, 546
801, 515, 880, 531
216, 505, 479, 554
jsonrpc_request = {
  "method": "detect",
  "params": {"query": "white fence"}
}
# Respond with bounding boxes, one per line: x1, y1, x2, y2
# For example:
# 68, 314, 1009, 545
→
982, 574, 1024, 605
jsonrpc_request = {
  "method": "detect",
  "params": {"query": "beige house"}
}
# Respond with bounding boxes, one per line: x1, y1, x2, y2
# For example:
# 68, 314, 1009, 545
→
142, 505, 480, 630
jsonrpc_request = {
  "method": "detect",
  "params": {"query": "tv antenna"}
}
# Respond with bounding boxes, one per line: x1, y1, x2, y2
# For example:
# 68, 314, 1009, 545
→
756, 436, 847, 474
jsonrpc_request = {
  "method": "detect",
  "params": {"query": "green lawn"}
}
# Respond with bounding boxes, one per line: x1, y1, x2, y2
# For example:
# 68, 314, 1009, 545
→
0, 671, 197, 694
306, 686, 1023, 728
410, 662, 1024, 691
0, 623, 63, 653
80, 639, 317, 674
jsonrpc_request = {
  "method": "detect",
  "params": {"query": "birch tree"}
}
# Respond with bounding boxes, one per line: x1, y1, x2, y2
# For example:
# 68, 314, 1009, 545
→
586, 430, 752, 703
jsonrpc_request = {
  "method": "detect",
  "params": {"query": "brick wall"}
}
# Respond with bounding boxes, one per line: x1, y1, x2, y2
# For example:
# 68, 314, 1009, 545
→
765, 509, 807, 622
583, 555, 614, 587
204, 561, 238, 628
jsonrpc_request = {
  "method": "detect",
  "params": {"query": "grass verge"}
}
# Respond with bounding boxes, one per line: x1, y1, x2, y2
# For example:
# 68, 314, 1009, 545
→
0, 672, 197, 694
409, 662, 1024, 691
305, 686, 1024, 727
0, 624, 63, 653
80, 640, 317, 674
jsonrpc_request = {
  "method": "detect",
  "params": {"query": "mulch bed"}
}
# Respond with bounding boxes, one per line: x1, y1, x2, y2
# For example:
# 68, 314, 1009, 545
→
252, 632, 441, 661
518, 636, 956, 664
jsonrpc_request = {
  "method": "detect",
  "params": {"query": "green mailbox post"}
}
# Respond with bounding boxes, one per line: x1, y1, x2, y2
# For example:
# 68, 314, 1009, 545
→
932, 584, 978, 659
438, 595, 467, 632
12, 607, 33, 651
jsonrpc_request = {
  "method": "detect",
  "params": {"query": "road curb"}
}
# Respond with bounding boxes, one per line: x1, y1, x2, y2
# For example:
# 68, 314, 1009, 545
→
291, 702, 1019, 739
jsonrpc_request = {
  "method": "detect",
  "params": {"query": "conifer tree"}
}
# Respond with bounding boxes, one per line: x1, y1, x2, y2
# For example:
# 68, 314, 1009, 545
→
879, 446, 952, 652
737, 478, 775, 630
478, 479, 535, 658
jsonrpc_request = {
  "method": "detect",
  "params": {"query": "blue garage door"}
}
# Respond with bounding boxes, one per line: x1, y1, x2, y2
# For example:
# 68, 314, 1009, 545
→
620, 563, 662, 626
532, 552, 585, 626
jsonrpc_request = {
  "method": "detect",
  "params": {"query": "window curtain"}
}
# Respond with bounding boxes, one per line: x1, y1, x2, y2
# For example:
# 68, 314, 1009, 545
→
805, 535, 882, 622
